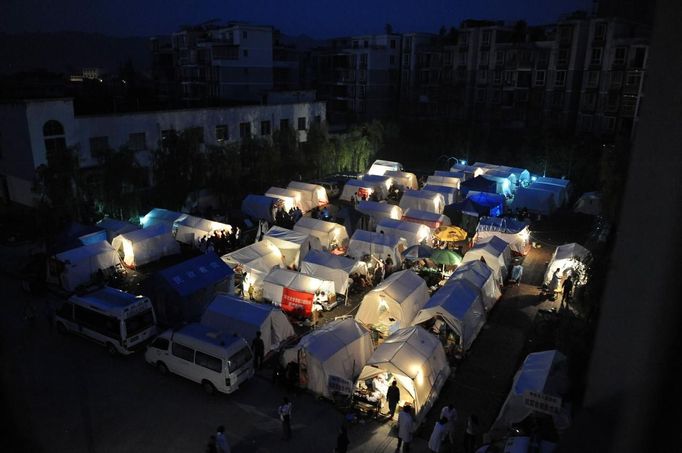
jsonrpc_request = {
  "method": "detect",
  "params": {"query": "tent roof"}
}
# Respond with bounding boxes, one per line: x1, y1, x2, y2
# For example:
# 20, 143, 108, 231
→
157, 252, 233, 297
264, 267, 330, 290
471, 235, 510, 255
350, 229, 405, 248
477, 217, 529, 234
360, 174, 392, 185
75, 286, 145, 316
264, 225, 310, 245
377, 218, 428, 235
96, 217, 137, 232
553, 243, 590, 262
435, 170, 467, 180
357, 201, 402, 218
117, 222, 172, 243
241, 194, 277, 220
370, 270, 427, 303
302, 249, 356, 273
512, 350, 567, 395
287, 181, 326, 194
535, 176, 571, 188
448, 260, 494, 289
423, 279, 481, 318
344, 179, 374, 189
175, 215, 231, 232
203, 293, 276, 328
468, 192, 505, 207
143, 208, 186, 223
461, 175, 497, 192
221, 240, 282, 268
422, 184, 457, 197
55, 240, 116, 262
367, 326, 441, 379
297, 318, 370, 363
402, 190, 444, 201
295, 217, 338, 234
266, 186, 301, 200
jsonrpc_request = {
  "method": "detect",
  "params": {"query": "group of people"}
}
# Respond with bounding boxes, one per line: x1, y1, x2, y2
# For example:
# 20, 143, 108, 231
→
547, 267, 575, 310
310, 205, 331, 221
274, 205, 303, 229
197, 228, 242, 256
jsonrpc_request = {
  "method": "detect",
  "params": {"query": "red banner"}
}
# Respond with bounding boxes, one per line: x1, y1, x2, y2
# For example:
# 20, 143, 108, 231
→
281, 287, 314, 317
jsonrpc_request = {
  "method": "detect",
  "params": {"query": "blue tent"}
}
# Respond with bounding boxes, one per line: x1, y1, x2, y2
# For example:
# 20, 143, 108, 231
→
459, 175, 498, 198
150, 253, 235, 325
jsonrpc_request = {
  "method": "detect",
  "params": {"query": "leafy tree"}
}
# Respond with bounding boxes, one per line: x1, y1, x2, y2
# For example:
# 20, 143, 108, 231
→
33, 145, 84, 225
93, 146, 147, 219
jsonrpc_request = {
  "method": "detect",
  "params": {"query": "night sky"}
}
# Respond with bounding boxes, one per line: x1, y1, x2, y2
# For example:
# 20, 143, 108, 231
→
2, 0, 592, 37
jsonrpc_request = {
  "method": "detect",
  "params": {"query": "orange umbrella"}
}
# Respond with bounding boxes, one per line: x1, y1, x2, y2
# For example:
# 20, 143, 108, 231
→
434, 226, 468, 242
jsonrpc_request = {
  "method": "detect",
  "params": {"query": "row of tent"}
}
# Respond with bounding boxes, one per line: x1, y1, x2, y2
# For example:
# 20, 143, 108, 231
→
242, 181, 330, 222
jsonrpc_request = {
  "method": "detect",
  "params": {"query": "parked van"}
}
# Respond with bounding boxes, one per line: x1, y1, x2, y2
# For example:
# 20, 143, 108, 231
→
145, 323, 254, 395
55, 286, 157, 355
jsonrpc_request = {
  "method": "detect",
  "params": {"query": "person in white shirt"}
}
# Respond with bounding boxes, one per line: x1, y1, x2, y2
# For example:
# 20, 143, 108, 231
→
428, 417, 448, 452
440, 403, 458, 444
397, 405, 415, 452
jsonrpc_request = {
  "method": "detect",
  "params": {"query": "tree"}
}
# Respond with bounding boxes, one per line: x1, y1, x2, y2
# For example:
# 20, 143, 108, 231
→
33, 145, 84, 225
94, 146, 147, 219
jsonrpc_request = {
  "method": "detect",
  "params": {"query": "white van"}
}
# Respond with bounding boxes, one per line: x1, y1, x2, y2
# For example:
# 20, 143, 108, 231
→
145, 323, 255, 395
55, 286, 158, 355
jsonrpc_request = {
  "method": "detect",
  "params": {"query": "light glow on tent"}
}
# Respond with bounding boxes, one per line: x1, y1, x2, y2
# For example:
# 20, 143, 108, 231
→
140, 214, 149, 227
378, 296, 389, 312
461, 160, 467, 165
122, 239, 135, 267
531, 176, 537, 182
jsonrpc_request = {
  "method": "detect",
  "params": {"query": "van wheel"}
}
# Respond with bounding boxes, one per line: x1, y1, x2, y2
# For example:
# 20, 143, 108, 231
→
157, 362, 168, 376
105, 343, 118, 356
56, 322, 67, 335
202, 380, 216, 395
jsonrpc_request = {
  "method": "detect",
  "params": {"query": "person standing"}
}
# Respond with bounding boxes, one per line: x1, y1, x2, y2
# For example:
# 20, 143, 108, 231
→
396, 405, 414, 452
561, 275, 574, 310
279, 397, 293, 440
428, 417, 448, 453
252, 331, 265, 369
335, 425, 350, 453
215, 426, 230, 453
548, 268, 561, 301
464, 414, 480, 453
386, 380, 400, 419
440, 403, 458, 445
385, 254, 394, 276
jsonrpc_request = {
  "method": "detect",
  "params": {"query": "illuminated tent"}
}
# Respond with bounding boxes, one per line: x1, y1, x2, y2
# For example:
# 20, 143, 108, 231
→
96, 217, 139, 242
265, 187, 303, 211
262, 268, 335, 316
376, 218, 431, 247
475, 216, 531, 255
357, 200, 403, 227
411, 279, 487, 350
422, 184, 458, 204
174, 215, 232, 245
294, 217, 349, 250
499, 166, 531, 187
473, 163, 521, 187
52, 241, 120, 291
450, 163, 486, 179
447, 260, 501, 311
282, 318, 374, 398
399, 190, 446, 214
221, 240, 284, 288
426, 175, 461, 189
573, 192, 601, 216
543, 243, 591, 286
460, 176, 498, 198
241, 194, 280, 222
489, 350, 569, 437
263, 226, 323, 268
112, 223, 180, 268
300, 249, 368, 294
359, 174, 393, 199
511, 187, 557, 216
482, 170, 515, 196
287, 181, 329, 211
460, 236, 512, 286
201, 293, 294, 355
340, 179, 379, 202
435, 170, 468, 181
402, 208, 452, 230
140, 208, 187, 229
347, 230, 407, 264
384, 170, 418, 190
367, 159, 402, 176
356, 326, 450, 425
355, 270, 429, 336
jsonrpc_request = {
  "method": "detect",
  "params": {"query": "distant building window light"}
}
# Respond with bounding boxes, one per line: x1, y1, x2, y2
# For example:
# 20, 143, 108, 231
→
215, 125, 229, 142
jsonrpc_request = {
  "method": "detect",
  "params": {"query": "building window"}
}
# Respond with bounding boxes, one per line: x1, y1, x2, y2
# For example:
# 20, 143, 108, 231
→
613, 47, 627, 66
390, 39, 396, 49
482, 30, 491, 46
495, 51, 504, 66
610, 71, 623, 87
607, 92, 620, 111
280, 118, 289, 130
503, 70, 514, 86
590, 48, 603, 66
476, 88, 486, 103
390, 55, 396, 65
242, 31, 247, 39
43, 120, 66, 157
587, 71, 599, 87
403, 54, 410, 68
360, 54, 368, 68
215, 125, 228, 142
631, 47, 646, 69
243, 49, 248, 58
534, 70, 546, 86
626, 73, 642, 88
0, 132, 3, 159
297, 117, 307, 131
352, 40, 359, 49
358, 86, 366, 98
260, 121, 271, 136
555, 71, 566, 87
557, 49, 569, 66
239, 122, 251, 139
128, 132, 146, 150
595, 22, 607, 40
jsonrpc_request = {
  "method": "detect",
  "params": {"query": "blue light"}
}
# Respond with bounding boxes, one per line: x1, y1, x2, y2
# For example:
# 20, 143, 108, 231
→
531, 176, 537, 182
460, 160, 467, 165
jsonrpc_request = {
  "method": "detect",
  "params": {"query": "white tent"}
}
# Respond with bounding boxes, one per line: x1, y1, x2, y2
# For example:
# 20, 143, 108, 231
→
536, 176, 571, 199
376, 218, 431, 247
140, 208, 187, 229
426, 175, 461, 189
111, 223, 180, 268
357, 326, 450, 425
422, 184, 458, 205
499, 166, 531, 187
201, 293, 295, 355
475, 217, 531, 255
543, 243, 591, 286
355, 270, 429, 336
384, 170, 418, 190
263, 225, 322, 267
399, 190, 445, 214
357, 201, 403, 227
367, 159, 402, 176
490, 350, 569, 436
293, 217, 349, 250
53, 241, 121, 291
281, 318, 374, 398
340, 179, 379, 202
96, 217, 140, 242
300, 249, 367, 294
482, 170, 514, 196
359, 174, 393, 199
174, 215, 232, 245
287, 181, 329, 211
265, 187, 303, 211
411, 279, 487, 350
221, 240, 284, 288
435, 170, 468, 181
241, 194, 279, 222
447, 260, 502, 311
512, 187, 557, 216
262, 268, 335, 311
529, 182, 566, 207
460, 236, 512, 286
450, 164, 486, 179
402, 208, 452, 230
347, 230, 407, 264
573, 192, 601, 216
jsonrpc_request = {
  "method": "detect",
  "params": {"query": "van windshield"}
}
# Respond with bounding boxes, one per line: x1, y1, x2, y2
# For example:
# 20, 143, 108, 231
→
227, 346, 253, 373
125, 309, 155, 337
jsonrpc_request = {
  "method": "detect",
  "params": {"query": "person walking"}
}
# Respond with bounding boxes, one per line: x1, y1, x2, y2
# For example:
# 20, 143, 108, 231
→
386, 380, 400, 419
561, 275, 574, 310
396, 406, 414, 452
464, 414, 480, 453
335, 424, 350, 453
252, 331, 265, 369
215, 426, 231, 453
278, 397, 293, 440
428, 417, 448, 453
440, 403, 458, 445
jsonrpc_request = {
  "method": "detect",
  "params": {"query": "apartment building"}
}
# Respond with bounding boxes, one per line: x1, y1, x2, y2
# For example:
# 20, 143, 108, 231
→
0, 98, 326, 206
